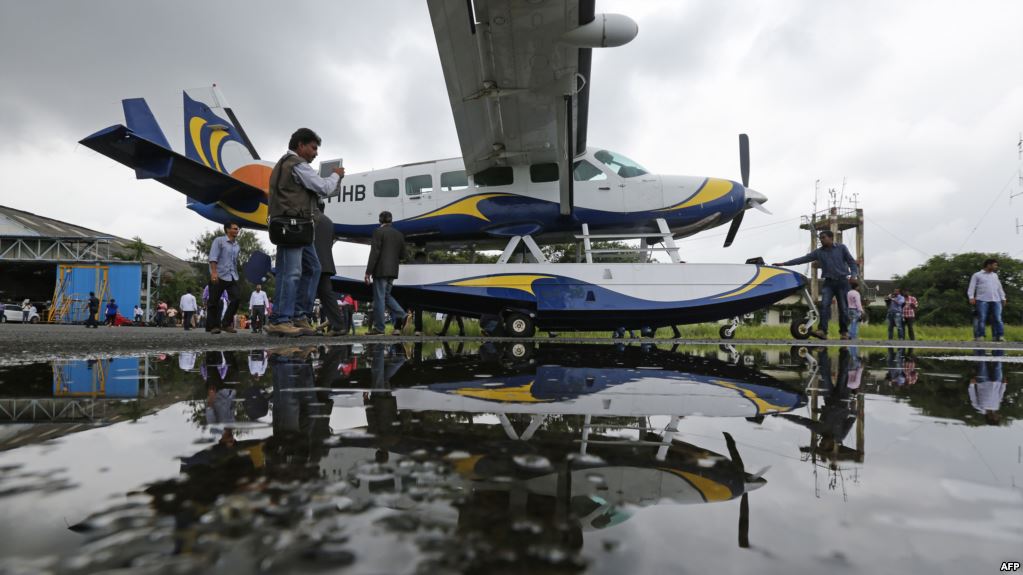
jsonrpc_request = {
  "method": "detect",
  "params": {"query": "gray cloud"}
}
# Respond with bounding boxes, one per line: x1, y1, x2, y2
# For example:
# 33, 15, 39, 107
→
1, 0, 1022, 277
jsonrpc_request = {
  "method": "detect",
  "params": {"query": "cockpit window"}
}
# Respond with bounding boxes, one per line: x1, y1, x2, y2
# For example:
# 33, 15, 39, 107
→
593, 150, 648, 178
572, 160, 607, 182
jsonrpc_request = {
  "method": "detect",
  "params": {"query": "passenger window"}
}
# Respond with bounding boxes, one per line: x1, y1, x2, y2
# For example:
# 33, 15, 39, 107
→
374, 179, 399, 198
440, 170, 469, 191
530, 163, 560, 183
573, 160, 607, 181
473, 166, 514, 187
405, 174, 433, 197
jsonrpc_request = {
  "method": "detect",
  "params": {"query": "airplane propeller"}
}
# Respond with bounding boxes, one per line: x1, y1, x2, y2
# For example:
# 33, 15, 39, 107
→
723, 431, 765, 549
724, 133, 770, 247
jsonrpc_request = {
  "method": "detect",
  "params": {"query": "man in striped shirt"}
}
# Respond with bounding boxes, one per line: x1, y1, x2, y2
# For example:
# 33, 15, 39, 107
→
902, 289, 918, 340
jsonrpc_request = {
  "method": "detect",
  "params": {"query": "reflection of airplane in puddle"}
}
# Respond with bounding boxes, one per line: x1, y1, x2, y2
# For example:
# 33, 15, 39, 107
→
334, 343, 805, 421
321, 342, 796, 546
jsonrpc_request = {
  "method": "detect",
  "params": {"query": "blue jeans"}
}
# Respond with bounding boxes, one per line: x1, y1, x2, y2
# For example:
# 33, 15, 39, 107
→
272, 244, 320, 324
819, 278, 850, 335
975, 300, 1004, 339
847, 309, 861, 339
372, 278, 405, 332
887, 310, 904, 339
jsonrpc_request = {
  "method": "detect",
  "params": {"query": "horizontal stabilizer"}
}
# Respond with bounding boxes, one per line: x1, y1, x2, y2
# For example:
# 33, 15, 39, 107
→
79, 124, 265, 207
122, 98, 170, 150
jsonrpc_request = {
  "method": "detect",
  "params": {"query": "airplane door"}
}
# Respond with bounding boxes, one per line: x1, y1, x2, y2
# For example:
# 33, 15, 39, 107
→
571, 159, 622, 212
402, 167, 438, 220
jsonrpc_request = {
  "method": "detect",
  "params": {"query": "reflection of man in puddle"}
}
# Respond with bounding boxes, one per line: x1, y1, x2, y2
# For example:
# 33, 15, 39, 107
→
969, 350, 1006, 425
885, 348, 906, 386
270, 349, 334, 461
783, 348, 857, 458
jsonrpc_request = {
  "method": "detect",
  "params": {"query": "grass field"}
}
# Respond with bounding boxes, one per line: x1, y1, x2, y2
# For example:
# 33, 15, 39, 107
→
370, 315, 1019, 342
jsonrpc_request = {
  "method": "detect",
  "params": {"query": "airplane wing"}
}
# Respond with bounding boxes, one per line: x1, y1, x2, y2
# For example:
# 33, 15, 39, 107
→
427, 0, 636, 215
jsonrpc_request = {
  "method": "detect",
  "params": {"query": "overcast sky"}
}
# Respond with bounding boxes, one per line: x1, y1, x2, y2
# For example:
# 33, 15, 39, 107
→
1, 0, 1021, 278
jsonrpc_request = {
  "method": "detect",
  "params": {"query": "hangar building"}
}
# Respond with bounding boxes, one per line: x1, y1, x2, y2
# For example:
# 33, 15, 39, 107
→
0, 205, 190, 322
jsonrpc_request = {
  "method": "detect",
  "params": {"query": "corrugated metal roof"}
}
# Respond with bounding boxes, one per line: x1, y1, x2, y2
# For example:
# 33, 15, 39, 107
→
0, 205, 191, 273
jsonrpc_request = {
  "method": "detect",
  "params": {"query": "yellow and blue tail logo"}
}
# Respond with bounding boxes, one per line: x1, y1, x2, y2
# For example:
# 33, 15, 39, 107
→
183, 92, 248, 175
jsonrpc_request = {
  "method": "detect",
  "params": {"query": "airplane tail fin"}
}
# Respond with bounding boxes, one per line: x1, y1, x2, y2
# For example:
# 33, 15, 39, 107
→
183, 85, 261, 175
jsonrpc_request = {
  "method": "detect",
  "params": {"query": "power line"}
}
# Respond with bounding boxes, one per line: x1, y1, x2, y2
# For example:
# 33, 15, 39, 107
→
958, 160, 1023, 250
865, 216, 931, 259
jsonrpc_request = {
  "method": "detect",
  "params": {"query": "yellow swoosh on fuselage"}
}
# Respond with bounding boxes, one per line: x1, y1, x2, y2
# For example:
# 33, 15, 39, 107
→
447, 274, 554, 296
408, 193, 513, 222
709, 379, 791, 415
713, 267, 788, 300
452, 381, 548, 403
656, 178, 734, 212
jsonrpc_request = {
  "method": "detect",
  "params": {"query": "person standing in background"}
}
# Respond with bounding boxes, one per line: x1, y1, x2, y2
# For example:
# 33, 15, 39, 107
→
180, 289, 198, 331
968, 258, 1007, 342
208, 223, 242, 335
249, 284, 270, 333
846, 278, 864, 339
313, 204, 347, 336
364, 211, 407, 336
884, 288, 905, 340
902, 289, 918, 341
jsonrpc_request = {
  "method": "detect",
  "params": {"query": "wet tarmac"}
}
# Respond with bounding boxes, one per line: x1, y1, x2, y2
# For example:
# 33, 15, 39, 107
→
1, 324, 1018, 365
0, 341, 1020, 574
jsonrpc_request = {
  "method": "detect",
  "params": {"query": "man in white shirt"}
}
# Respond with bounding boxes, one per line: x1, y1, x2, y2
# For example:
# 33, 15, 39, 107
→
133, 305, 143, 324
967, 258, 1007, 342
180, 289, 198, 331
249, 284, 270, 333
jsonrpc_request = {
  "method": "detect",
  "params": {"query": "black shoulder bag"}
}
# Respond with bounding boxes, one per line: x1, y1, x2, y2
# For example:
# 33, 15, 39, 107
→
267, 163, 314, 247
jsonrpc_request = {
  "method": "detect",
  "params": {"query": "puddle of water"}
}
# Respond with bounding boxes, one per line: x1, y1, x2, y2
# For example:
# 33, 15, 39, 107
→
0, 343, 1020, 574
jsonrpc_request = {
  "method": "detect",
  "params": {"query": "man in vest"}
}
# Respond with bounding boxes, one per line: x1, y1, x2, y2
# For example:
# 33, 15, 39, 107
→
266, 128, 345, 337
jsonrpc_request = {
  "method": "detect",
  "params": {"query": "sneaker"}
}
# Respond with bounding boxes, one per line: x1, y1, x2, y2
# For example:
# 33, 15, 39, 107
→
209, 327, 221, 334
840, 333, 851, 340
974, 337, 984, 342
264, 322, 303, 337
222, 326, 237, 334
391, 329, 402, 336
291, 318, 317, 336
365, 328, 385, 336
995, 336, 1005, 342
811, 330, 827, 340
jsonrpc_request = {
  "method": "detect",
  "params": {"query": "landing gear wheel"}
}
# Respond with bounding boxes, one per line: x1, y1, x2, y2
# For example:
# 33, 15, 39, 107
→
510, 342, 528, 358
790, 319, 811, 340
790, 345, 810, 359
504, 313, 535, 338
640, 326, 655, 338
719, 325, 735, 340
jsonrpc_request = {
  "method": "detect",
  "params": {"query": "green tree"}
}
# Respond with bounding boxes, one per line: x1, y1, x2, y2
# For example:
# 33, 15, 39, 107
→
894, 252, 1021, 325
116, 236, 154, 261
542, 240, 650, 263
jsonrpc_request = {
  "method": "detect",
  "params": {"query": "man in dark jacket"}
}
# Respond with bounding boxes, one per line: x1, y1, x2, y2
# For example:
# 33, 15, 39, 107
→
314, 205, 347, 335
364, 211, 406, 335
774, 230, 859, 340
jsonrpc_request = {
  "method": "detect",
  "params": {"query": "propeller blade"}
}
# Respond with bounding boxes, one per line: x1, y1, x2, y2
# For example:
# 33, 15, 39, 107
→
722, 431, 745, 472
750, 200, 772, 215
738, 492, 750, 548
751, 465, 771, 480
739, 133, 750, 188
723, 210, 744, 248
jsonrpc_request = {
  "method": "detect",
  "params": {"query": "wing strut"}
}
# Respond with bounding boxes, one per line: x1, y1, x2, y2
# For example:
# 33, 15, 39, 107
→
560, 94, 575, 217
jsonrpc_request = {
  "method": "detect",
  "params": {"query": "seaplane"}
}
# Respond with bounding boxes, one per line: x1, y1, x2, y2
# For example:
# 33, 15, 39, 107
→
79, 0, 816, 338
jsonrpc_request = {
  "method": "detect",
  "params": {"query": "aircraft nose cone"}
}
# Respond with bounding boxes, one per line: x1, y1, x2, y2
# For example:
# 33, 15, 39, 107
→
745, 188, 767, 205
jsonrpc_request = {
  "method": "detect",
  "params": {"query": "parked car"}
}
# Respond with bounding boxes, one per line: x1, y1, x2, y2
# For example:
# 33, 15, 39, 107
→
1, 304, 40, 323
